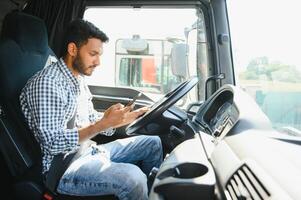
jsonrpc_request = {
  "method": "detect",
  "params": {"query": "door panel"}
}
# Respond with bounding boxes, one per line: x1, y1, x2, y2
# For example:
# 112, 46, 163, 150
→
89, 85, 153, 112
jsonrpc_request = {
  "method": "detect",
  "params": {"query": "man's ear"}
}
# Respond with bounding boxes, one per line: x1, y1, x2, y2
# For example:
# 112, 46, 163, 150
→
67, 42, 78, 57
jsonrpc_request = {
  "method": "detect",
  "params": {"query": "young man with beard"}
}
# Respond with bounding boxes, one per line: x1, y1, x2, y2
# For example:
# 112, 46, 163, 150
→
19, 19, 163, 200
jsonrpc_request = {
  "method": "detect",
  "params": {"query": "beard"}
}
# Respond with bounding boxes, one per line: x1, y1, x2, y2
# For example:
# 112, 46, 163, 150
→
73, 54, 96, 76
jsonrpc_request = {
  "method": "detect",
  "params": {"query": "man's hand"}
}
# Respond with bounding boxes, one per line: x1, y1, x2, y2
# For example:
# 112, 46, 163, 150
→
78, 104, 149, 142
97, 103, 149, 129
122, 106, 149, 126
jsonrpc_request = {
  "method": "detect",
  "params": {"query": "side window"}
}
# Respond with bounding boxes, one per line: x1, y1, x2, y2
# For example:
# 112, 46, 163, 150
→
84, 7, 210, 106
228, 0, 301, 132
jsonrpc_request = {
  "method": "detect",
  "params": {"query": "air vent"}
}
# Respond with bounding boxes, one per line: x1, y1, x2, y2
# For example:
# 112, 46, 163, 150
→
225, 164, 270, 200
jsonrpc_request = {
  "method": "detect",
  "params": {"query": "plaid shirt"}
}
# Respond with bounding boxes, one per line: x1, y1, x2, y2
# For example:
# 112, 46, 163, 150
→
20, 58, 114, 174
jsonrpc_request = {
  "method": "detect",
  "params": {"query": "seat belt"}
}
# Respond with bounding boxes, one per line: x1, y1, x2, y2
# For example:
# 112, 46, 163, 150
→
45, 109, 96, 193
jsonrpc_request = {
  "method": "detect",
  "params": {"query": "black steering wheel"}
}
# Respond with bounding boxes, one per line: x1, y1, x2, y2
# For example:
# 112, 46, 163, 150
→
125, 77, 199, 135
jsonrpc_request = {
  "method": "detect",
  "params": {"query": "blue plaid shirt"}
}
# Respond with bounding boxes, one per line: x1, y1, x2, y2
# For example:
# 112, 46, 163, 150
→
20, 58, 114, 174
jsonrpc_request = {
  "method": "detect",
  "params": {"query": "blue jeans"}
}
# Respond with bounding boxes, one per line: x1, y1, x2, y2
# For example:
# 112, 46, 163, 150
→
57, 135, 163, 200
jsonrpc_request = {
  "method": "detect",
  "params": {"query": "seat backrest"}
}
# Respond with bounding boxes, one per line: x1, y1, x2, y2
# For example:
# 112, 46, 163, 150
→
0, 11, 55, 182
0, 12, 118, 200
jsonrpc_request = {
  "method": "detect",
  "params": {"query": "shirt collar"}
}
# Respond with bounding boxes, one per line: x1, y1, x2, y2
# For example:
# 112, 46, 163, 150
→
58, 58, 80, 92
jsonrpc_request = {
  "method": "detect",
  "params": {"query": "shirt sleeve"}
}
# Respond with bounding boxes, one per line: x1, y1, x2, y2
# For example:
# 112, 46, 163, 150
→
27, 75, 79, 155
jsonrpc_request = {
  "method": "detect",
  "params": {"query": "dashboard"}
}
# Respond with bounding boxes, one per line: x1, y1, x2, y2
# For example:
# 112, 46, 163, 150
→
194, 89, 239, 140
149, 84, 301, 200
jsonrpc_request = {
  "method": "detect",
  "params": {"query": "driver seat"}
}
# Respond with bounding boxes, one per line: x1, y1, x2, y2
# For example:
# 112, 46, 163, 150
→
0, 11, 117, 200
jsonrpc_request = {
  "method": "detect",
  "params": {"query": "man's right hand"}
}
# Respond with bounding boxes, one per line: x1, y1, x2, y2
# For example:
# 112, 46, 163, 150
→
100, 103, 132, 128
95, 103, 149, 130
79, 103, 149, 142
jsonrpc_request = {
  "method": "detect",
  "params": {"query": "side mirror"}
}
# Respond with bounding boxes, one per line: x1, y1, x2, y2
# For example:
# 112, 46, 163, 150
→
171, 43, 188, 78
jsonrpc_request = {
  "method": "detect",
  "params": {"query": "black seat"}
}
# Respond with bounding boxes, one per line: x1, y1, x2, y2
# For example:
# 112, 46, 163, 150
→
0, 11, 116, 200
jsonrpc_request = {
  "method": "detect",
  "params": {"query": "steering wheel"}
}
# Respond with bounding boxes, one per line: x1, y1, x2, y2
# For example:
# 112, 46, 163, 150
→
125, 77, 199, 135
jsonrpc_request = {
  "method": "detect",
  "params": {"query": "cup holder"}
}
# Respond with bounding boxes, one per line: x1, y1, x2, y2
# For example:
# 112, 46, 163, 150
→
157, 163, 208, 180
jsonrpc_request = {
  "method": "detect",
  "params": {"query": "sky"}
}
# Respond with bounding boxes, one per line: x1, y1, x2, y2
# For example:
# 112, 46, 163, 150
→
227, 0, 301, 71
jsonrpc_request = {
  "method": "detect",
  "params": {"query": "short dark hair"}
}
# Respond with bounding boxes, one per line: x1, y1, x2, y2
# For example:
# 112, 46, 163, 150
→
60, 19, 109, 57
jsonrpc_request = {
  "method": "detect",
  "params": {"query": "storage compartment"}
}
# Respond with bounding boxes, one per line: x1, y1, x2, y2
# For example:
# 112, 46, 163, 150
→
149, 138, 216, 200
154, 182, 214, 200
154, 162, 214, 200
157, 163, 208, 179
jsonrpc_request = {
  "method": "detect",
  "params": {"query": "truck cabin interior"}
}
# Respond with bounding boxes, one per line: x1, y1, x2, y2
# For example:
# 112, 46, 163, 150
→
0, 0, 301, 200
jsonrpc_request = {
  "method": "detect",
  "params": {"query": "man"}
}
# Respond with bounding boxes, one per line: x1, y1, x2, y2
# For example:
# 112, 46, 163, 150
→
20, 19, 163, 200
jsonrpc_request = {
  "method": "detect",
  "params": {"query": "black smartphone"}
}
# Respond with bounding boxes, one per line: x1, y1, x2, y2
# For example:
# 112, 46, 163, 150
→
127, 92, 142, 107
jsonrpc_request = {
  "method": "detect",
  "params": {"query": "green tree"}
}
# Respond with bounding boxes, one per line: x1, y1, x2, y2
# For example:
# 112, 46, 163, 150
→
240, 57, 301, 82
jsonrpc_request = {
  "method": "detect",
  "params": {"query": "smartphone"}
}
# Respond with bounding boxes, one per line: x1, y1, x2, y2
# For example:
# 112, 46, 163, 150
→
127, 92, 142, 107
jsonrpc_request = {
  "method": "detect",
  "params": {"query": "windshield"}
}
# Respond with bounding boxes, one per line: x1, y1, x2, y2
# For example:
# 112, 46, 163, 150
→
227, 0, 301, 135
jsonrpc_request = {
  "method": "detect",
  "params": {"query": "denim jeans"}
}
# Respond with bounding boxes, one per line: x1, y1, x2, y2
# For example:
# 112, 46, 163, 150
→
57, 135, 163, 200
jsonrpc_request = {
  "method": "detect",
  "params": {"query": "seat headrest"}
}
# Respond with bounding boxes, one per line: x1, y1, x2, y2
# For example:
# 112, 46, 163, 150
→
1, 11, 48, 53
